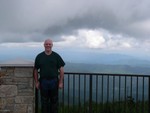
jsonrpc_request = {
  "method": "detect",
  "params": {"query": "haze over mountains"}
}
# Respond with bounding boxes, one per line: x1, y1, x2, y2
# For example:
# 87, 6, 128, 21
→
0, 53, 150, 75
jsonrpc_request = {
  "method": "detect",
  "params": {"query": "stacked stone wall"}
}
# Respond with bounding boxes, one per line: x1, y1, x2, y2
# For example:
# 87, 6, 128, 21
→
0, 66, 34, 113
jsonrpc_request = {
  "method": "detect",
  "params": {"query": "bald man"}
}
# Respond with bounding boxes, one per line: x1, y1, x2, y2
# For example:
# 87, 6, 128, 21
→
33, 39, 65, 113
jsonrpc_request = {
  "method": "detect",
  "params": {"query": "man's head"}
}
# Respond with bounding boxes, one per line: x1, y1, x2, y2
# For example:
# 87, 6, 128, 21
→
44, 39, 53, 53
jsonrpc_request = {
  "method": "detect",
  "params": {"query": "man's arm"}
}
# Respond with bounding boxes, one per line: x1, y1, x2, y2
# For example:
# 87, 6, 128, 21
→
59, 66, 64, 89
33, 67, 40, 89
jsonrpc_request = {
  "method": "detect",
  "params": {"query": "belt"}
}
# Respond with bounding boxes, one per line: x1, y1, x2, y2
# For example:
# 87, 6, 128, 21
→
41, 77, 58, 80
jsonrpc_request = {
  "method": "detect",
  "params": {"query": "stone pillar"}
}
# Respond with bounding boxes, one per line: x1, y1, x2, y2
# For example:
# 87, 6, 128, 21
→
0, 66, 34, 113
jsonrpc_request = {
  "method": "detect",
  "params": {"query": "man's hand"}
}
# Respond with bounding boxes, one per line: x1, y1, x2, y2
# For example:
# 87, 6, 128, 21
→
59, 81, 63, 89
35, 81, 40, 89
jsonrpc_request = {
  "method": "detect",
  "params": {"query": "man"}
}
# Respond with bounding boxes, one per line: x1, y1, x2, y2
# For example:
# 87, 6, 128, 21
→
33, 39, 65, 113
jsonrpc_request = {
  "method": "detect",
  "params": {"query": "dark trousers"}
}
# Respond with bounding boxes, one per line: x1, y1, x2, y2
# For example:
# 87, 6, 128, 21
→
40, 78, 58, 113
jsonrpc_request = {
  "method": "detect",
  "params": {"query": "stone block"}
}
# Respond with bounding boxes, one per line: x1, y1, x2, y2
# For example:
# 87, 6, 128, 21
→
15, 96, 33, 104
14, 104, 27, 113
0, 85, 17, 97
27, 104, 33, 113
18, 90, 34, 96
0, 110, 11, 113
0, 98, 6, 109
4, 104, 14, 111
2, 79, 13, 85
0, 67, 15, 77
14, 68, 32, 78
6, 98, 14, 104
12, 78, 29, 84
29, 79, 34, 88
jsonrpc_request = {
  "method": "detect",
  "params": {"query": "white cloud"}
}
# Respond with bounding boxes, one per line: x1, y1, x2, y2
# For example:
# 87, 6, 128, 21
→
78, 29, 106, 48
0, 28, 144, 52
53, 29, 141, 50
54, 35, 76, 47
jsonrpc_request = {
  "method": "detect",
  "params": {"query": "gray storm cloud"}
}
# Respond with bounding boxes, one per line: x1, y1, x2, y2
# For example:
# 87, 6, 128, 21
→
0, 0, 150, 43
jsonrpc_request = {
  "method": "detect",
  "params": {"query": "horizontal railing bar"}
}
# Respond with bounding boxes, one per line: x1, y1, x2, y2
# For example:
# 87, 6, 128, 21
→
64, 72, 150, 77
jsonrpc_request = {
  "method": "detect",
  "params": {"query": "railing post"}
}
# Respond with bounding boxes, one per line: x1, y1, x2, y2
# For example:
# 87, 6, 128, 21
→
35, 88, 38, 113
89, 74, 93, 113
148, 76, 150, 113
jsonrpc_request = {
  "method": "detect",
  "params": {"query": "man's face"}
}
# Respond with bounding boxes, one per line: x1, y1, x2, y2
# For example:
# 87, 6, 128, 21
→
44, 40, 53, 52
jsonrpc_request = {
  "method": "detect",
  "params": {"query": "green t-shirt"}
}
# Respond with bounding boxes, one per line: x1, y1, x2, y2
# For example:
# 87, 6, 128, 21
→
34, 51, 65, 79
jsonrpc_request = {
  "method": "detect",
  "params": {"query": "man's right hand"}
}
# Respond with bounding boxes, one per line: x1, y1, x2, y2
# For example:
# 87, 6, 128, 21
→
35, 81, 40, 89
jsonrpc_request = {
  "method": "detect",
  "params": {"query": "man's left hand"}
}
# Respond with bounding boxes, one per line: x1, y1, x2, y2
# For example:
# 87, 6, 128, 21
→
59, 82, 63, 89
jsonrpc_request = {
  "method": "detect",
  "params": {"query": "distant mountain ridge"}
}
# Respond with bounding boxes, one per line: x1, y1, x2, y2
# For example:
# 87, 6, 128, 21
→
65, 62, 150, 75
63, 52, 150, 67
0, 53, 150, 75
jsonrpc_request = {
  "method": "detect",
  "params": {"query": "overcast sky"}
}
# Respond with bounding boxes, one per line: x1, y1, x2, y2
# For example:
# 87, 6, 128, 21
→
0, 0, 150, 61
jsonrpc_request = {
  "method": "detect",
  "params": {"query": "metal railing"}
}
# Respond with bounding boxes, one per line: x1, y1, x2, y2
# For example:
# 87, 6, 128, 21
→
35, 72, 150, 113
